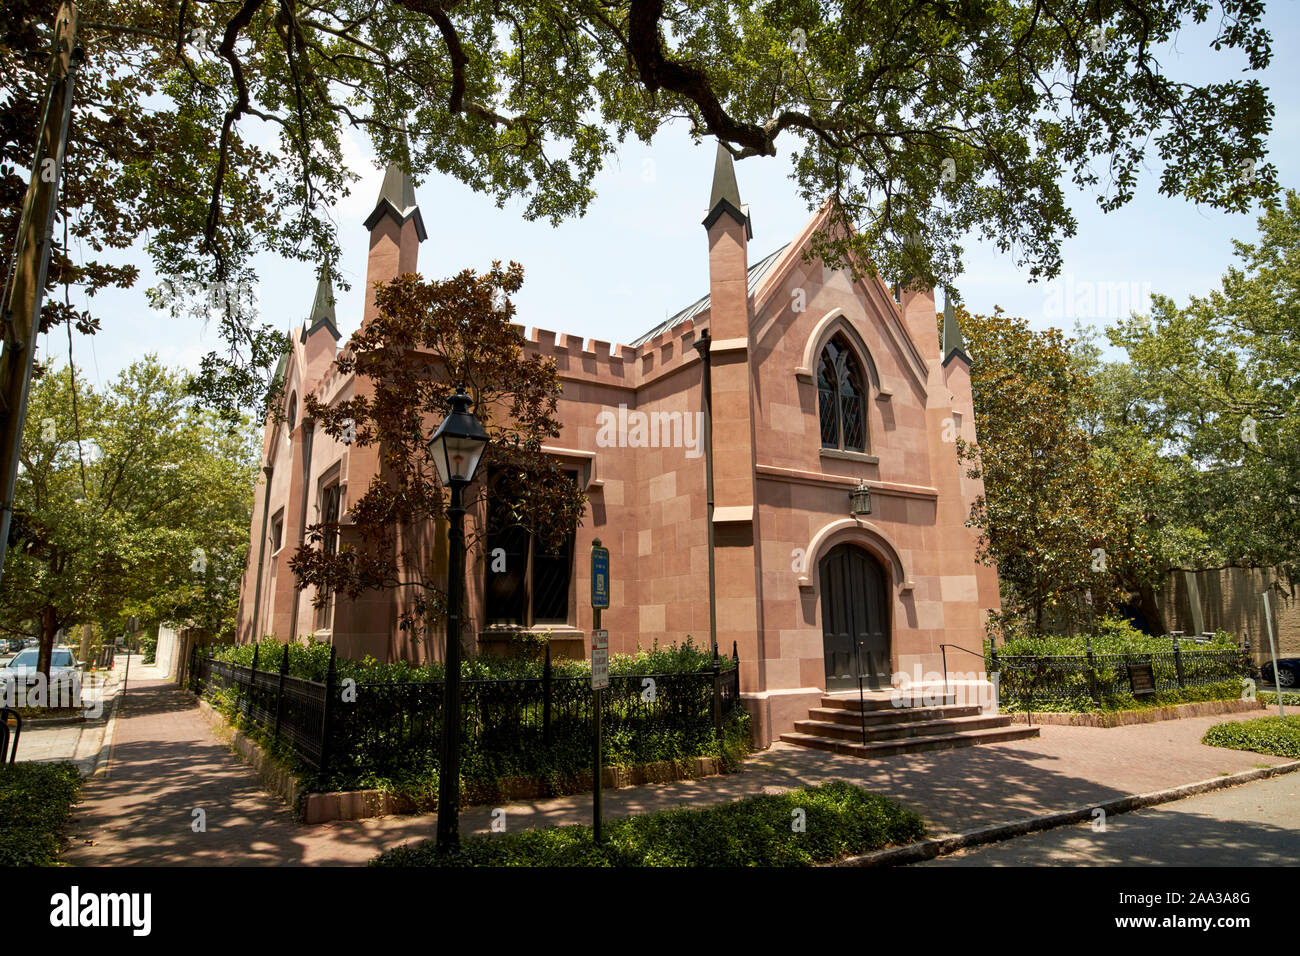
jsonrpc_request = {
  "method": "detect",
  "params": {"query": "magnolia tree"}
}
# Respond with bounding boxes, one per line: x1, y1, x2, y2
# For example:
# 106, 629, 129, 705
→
956, 308, 1167, 638
290, 264, 587, 655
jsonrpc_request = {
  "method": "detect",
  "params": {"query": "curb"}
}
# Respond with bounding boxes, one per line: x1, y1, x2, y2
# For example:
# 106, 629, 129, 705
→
22, 715, 87, 727
1007, 697, 1264, 728
832, 759, 1300, 867
89, 674, 126, 778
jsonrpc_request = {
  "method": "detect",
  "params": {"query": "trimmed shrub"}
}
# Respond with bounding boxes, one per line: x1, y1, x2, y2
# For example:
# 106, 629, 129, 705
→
991, 617, 1237, 657
1003, 678, 1248, 715
196, 636, 754, 801
0, 761, 82, 865
1260, 691, 1300, 708
209, 634, 734, 684
371, 782, 925, 867
1202, 715, 1300, 759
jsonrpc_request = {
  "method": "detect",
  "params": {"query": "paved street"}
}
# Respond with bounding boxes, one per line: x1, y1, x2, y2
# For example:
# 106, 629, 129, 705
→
923, 773, 1300, 866
61, 661, 1300, 866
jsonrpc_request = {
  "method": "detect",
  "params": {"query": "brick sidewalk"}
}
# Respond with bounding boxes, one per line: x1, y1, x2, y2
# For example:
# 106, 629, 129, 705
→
63, 674, 1295, 867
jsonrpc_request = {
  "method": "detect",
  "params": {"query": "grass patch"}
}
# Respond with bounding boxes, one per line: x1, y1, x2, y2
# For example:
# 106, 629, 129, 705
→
14, 706, 84, 721
0, 762, 83, 865
1201, 715, 1300, 759
371, 782, 925, 867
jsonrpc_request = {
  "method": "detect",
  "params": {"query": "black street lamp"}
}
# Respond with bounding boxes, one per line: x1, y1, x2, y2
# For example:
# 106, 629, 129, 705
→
427, 387, 488, 850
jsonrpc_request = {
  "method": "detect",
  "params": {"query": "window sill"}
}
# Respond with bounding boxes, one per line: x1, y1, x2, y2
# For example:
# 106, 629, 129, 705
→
478, 626, 585, 642
820, 448, 879, 465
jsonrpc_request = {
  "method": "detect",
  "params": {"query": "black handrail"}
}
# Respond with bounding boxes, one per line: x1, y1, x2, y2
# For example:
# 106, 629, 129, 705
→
0, 707, 21, 764
939, 643, 1035, 727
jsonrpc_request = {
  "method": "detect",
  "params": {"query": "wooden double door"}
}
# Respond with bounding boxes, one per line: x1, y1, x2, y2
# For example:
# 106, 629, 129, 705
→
819, 543, 890, 690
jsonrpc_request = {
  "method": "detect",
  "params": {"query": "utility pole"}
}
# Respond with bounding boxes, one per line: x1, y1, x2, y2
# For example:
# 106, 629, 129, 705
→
0, 2, 81, 589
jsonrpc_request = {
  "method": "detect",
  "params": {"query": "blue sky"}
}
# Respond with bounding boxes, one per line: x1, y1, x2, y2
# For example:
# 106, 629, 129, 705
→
41, 5, 1300, 390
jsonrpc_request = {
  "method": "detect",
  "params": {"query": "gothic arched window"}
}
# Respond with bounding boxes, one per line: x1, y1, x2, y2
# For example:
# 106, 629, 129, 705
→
817, 335, 867, 452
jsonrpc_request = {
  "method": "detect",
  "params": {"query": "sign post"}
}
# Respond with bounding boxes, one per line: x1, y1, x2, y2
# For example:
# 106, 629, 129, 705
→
590, 539, 610, 842
1262, 591, 1285, 718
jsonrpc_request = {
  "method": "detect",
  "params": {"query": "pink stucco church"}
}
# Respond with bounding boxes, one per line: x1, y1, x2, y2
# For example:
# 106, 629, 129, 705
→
236, 144, 1001, 745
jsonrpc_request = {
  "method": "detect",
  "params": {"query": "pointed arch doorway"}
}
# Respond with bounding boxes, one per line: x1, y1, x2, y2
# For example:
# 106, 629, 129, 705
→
819, 543, 891, 690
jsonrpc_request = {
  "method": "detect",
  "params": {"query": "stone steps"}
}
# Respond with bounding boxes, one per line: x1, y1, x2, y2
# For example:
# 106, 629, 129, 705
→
806, 704, 984, 726
778, 724, 1040, 759
779, 693, 1038, 759
818, 692, 954, 710
792, 713, 1016, 742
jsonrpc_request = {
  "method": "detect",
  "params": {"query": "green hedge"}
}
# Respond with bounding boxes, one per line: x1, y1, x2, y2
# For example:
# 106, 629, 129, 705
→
990, 616, 1238, 657
1260, 691, 1300, 708
1202, 715, 1300, 759
1002, 678, 1247, 715
209, 635, 734, 684
0, 762, 82, 866
209, 687, 752, 800
371, 782, 925, 867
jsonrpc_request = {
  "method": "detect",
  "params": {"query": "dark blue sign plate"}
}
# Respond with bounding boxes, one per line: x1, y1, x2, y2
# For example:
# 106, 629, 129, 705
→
591, 546, 610, 609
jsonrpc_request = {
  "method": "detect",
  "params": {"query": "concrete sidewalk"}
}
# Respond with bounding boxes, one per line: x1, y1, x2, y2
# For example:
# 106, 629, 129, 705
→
11, 660, 129, 775
63, 673, 1294, 866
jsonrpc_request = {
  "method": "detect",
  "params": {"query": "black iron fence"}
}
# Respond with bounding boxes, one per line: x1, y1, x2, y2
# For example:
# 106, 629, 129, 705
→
989, 642, 1255, 709
187, 643, 743, 790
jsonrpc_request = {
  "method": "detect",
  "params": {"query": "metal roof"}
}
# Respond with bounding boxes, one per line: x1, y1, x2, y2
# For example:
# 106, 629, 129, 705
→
629, 242, 790, 347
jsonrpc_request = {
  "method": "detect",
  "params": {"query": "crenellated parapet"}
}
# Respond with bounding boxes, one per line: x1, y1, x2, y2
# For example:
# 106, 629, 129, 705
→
522, 325, 636, 390
518, 315, 709, 394
309, 344, 353, 408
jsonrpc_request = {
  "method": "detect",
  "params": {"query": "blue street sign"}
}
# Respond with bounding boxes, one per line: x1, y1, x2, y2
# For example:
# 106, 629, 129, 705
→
591, 545, 610, 609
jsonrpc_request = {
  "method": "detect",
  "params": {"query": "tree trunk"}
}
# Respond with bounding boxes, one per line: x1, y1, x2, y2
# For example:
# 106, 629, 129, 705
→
1136, 582, 1166, 636
37, 604, 57, 684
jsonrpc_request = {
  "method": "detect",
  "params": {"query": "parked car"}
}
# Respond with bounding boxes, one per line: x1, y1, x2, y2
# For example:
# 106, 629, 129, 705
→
0, 645, 80, 703
1261, 658, 1299, 689
4, 639, 23, 654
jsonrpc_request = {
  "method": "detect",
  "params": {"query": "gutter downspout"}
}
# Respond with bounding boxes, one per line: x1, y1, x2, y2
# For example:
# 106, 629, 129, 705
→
288, 420, 314, 642
250, 464, 274, 642
693, 330, 718, 657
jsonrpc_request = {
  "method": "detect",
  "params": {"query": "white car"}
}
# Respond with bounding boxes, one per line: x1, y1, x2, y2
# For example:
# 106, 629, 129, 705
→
0, 646, 81, 707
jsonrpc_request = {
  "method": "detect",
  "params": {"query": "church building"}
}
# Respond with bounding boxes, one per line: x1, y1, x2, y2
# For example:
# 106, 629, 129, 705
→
235, 144, 1000, 745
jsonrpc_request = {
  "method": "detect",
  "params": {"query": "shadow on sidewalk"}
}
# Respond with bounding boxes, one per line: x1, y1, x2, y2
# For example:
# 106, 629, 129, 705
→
61, 676, 1290, 866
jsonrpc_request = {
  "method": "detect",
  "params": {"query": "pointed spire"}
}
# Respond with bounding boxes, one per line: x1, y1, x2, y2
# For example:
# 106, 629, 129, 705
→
363, 126, 428, 242
702, 142, 752, 238
941, 292, 970, 366
302, 271, 340, 342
